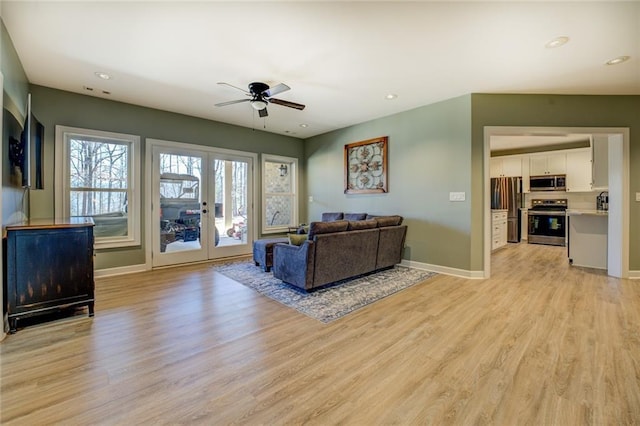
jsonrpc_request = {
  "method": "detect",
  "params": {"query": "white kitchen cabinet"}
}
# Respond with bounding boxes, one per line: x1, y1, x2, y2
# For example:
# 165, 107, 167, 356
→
529, 153, 566, 176
520, 209, 528, 241
491, 210, 508, 251
568, 211, 608, 270
592, 135, 609, 190
565, 149, 593, 192
490, 156, 522, 178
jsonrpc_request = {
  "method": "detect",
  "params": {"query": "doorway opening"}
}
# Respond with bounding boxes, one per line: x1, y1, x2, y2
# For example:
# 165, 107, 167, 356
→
484, 126, 629, 279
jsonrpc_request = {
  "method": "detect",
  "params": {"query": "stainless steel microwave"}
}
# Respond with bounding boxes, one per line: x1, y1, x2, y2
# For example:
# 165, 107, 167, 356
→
530, 174, 566, 191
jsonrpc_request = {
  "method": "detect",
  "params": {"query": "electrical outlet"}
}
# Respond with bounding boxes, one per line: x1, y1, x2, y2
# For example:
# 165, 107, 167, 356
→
636, 192, 640, 202
449, 192, 466, 202
309, 196, 314, 203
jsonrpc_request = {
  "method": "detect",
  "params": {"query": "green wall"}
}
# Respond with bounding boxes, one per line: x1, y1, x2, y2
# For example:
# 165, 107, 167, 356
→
305, 93, 640, 274
1, 18, 29, 225
29, 85, 305, 270
305, 95, 475, 272
1, 19, 28, 114
471, 94, 640, 270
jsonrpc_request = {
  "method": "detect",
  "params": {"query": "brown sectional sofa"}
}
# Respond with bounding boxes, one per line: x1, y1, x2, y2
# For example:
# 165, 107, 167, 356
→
272, 214, 407, 291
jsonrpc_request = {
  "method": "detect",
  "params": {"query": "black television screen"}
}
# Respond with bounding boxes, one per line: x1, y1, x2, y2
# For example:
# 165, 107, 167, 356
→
20, 93, 44, 189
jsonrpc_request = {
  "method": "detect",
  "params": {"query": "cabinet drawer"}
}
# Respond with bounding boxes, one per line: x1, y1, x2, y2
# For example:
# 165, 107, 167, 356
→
492, 211, 507, 221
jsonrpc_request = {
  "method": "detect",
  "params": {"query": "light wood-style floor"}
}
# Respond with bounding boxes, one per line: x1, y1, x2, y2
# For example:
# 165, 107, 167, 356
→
2, 243, 639, 424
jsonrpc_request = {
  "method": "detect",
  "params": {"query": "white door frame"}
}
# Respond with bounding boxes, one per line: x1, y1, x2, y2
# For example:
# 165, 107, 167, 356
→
483, 126, 630, 279
145, 138, 258, 269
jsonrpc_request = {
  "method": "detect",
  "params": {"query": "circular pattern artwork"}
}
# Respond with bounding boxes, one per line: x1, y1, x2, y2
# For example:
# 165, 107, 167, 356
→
344, 137, 388, 194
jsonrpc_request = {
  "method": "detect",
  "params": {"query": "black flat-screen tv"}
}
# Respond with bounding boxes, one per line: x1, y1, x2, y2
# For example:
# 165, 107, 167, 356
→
19, 93, 44, 189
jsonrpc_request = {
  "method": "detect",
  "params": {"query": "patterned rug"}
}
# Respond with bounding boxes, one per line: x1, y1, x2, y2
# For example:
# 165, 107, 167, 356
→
212, 261, 437, 323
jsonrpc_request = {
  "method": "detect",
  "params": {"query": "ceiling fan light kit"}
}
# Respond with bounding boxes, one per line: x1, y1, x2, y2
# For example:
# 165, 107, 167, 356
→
216, 81, 306, 118
251, 100, 268, 110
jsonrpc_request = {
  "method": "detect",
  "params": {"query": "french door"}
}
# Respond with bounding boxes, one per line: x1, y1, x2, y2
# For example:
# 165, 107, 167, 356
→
150, 143, 254, 268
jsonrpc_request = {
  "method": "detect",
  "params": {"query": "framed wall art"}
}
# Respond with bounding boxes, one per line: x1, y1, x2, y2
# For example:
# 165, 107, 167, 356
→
344, 136, 388, 194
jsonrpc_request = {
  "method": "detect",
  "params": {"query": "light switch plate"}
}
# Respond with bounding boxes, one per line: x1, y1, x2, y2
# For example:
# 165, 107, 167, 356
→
449, 192, 466, 202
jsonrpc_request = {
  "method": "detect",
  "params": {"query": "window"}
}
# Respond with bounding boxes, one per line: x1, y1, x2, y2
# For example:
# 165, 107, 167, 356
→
262, 155, 298, 234
55, 126, 140, 248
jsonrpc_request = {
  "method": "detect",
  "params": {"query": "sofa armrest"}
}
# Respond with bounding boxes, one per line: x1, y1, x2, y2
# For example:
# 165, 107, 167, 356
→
273, 241, 315, 290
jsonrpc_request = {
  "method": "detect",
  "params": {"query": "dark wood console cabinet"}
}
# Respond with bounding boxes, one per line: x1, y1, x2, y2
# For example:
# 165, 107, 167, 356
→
4, 219, 95, 333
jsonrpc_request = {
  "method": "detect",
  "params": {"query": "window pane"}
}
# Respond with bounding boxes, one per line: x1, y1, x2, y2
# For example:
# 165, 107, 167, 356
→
265, 195, 292, 226
265, 161, 291, 193
70, 190, 128, 216
69, 139, 128, 189
89, 215, 129, 238
159, 153, 201, 180
58, 127, 140, 248
70, 190, 128, 238
157, 154, 203, 253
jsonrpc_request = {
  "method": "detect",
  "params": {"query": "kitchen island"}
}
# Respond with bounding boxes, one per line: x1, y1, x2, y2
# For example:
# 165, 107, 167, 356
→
567, 209, 608, 270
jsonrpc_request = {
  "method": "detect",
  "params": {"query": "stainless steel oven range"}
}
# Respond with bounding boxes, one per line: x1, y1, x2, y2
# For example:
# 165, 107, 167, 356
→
528, 199, 567, 246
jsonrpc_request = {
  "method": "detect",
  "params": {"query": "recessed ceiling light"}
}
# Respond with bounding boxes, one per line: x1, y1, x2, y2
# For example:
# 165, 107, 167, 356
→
95, 72, 112, 80
299, 123, 308, 128
545, 36, 570, 49
385, 94, 398, 100
606, 56, 630, 65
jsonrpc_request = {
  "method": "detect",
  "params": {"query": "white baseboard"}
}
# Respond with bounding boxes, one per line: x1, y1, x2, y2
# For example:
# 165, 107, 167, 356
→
400, 259, 485, 279
627, 270, 640, 279
95, 263, 149, 278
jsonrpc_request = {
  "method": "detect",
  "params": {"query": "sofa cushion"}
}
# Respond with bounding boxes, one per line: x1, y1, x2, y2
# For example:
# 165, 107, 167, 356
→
344, 212, 367, 221
321, 212, 344, 221
371, 215, 404, 227
308, 220, 349, 239
288, 233, 307, 246
347, 219, 378, 231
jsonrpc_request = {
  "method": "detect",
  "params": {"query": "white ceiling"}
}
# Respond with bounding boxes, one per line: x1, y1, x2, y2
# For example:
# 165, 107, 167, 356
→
2, 1, 639, 139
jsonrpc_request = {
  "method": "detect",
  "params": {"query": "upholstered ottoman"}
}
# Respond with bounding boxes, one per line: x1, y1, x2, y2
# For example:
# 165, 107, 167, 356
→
253, 237, 288, 272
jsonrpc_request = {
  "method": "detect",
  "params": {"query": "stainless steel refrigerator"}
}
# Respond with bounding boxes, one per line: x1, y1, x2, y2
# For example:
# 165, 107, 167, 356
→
491, 177, 522, 243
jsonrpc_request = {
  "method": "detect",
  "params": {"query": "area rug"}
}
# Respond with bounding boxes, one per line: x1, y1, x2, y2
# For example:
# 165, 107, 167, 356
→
213, 261, 437, 323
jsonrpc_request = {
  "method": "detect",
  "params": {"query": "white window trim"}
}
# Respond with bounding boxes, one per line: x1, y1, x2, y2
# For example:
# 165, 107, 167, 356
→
55, 125, 141, 249
262, 154, 298, 234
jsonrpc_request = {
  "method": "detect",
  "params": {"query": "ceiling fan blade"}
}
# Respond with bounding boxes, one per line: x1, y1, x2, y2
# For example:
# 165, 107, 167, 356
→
215, 98, 251, 107
264, 83, 290, 97
217, 82, 250, 95
258, 108, 268, 118
269, 98, 306, 110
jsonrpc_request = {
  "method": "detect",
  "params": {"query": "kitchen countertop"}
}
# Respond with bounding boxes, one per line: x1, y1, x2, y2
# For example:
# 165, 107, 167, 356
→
566, 209, 608, 216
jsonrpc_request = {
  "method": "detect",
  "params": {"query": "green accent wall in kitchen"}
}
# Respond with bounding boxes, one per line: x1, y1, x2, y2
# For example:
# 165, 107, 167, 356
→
471, 93, 640, 271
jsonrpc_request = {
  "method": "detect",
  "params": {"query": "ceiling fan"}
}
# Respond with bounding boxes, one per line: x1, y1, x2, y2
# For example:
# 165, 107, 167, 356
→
215, 81, 306, 117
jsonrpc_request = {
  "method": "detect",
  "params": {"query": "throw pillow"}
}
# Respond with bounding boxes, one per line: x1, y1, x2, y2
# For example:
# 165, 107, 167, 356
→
344, 212, 367, 221
288, 233, 307, 246
321, 212, 344, 222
